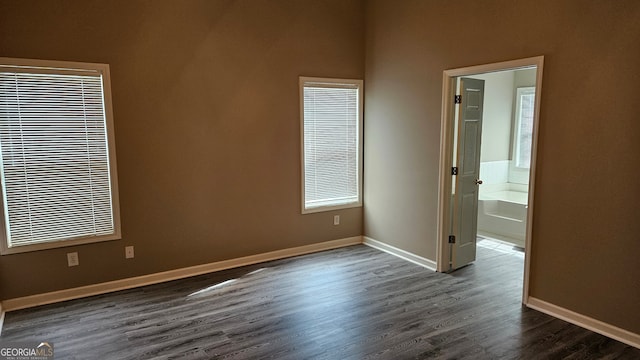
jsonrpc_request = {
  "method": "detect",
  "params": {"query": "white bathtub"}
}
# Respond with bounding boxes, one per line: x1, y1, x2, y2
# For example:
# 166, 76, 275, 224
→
477, 190, 528, 248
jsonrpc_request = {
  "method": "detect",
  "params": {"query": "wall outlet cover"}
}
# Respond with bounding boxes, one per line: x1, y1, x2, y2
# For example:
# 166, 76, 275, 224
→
125, 246, 134, 259
67, 252, 79, 267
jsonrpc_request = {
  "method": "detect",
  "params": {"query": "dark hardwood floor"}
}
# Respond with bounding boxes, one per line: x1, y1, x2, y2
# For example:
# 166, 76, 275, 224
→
1, 240, 638, 359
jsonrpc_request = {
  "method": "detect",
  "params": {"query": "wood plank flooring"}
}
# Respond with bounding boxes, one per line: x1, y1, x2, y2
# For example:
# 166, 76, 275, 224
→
1, 240, 638, 359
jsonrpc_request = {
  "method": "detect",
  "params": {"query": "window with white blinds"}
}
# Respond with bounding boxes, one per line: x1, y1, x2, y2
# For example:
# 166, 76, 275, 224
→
514, 87, 535, 169
0, 58, 120, 254
300, 77, 363, 213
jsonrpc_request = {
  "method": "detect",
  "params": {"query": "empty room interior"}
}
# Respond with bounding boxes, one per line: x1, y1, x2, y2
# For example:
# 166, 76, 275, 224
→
0, 0, 639, 358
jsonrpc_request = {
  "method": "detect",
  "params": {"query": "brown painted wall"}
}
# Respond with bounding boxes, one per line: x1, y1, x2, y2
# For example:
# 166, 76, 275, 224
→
1, 0, 638, 338
364, 0, 640, 333
0, 0, 365, 299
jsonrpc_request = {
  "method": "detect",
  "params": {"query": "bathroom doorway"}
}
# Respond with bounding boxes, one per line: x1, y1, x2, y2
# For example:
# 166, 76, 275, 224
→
468, 69, 536, 250
436, 56, 544, 304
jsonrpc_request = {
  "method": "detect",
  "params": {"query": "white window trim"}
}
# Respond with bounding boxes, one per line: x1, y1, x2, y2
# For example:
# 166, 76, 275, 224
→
299, 77, 363, 214
508, 86, 535, 185
0, 57, 121, 255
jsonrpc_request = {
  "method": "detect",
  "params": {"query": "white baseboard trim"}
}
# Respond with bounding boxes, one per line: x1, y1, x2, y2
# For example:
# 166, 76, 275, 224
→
1, 236, 363, 313
527, 296, 640, 349
363, 236, 437, 271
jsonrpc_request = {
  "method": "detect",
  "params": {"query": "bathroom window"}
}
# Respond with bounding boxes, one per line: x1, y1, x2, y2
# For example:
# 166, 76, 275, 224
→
300, 77, 363, 213
0, 57, 121, 254
514, 87, 535, 169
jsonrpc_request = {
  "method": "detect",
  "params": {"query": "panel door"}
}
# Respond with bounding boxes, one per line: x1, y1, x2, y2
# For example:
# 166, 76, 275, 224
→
451, 77, 485, 270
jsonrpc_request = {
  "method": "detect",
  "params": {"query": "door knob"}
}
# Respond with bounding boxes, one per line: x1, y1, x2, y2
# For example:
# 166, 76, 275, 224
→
475, 179, 483, 185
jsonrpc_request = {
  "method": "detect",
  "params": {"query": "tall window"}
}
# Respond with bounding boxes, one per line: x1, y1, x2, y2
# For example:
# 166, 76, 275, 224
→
0, 58, 120, 254
514, 87, 535, 169
300, 77, 363, 213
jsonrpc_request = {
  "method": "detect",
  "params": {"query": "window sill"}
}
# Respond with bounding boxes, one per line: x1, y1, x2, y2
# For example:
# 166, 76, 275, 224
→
302, 202, 362, 214
1, 233, 121, 255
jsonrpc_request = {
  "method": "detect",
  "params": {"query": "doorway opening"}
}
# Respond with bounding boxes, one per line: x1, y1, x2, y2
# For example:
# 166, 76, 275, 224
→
436, 56, 544, 305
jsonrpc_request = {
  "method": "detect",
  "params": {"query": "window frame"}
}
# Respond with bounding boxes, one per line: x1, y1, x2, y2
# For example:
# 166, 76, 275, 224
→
0, 57, 121, 255
512, 86, 536, 170
299, 77, 363, 214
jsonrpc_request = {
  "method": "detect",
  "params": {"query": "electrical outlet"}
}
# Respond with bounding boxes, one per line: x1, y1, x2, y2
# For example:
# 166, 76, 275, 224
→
125, 246, 134, 259
67, 252, 79, 267
333, 215, 340, 226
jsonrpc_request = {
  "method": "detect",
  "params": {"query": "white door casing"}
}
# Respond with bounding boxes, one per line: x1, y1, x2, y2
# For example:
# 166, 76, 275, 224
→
436, 56, 544, 305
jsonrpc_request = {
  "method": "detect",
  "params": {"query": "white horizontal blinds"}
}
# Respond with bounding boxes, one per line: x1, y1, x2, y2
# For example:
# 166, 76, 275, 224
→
0, 69, 114, 248
516, 88, 535, 168
303, 83, 359, 209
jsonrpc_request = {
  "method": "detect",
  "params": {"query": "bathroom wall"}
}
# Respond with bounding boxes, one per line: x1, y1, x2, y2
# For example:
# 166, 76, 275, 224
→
473, 68, 538, 189
472, 71, 514, 162
471, 71, 514, 187
515, 68, 537, 88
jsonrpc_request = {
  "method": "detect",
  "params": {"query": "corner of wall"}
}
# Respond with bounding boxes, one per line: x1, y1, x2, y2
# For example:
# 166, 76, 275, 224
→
0, 302, 4, 336
527, 297, 640, 350
363, 236, 437, 271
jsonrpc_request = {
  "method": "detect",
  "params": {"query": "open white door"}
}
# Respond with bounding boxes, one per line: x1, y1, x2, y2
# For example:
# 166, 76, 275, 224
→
450, 77, 485, 270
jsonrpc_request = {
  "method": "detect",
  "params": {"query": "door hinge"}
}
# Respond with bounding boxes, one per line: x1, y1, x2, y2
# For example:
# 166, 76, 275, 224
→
451, 167, 458, 175
454, 95, 462, 104
448, 235, 456, 244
